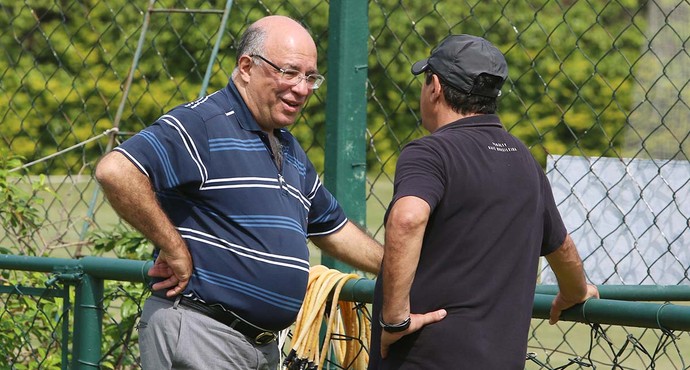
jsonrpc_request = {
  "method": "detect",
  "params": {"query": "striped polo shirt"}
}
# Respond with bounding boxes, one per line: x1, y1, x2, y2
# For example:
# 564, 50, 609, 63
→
115, 80, 347, 330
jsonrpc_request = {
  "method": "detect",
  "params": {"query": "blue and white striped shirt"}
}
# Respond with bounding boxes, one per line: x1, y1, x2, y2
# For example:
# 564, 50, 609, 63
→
115, 81, 347, 330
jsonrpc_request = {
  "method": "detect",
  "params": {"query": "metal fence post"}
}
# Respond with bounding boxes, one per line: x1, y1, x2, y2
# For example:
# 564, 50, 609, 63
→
323, 0, 369, 272
72, 274, 104, 370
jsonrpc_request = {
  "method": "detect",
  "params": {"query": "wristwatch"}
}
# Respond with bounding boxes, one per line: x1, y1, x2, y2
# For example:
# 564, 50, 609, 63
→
379, 313, 411, 333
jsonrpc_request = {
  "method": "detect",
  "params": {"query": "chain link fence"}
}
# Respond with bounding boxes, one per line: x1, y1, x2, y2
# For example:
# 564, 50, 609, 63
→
2, 0, 689, 368
1, 279, 146, 369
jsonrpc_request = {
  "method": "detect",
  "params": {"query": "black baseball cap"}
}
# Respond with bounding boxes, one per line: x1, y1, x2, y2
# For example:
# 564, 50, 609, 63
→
411, 34, 508, 98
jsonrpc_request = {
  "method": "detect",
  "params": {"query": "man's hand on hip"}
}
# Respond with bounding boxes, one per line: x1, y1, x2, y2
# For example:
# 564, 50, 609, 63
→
148, 247, 193, 297
380, 309, 447, 359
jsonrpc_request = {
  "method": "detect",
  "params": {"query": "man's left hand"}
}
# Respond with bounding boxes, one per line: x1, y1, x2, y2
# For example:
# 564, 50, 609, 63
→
549, 284, 600, 324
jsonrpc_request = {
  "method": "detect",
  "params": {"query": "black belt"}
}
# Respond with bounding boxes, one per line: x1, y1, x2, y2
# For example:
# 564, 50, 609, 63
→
160, 294, 277, 345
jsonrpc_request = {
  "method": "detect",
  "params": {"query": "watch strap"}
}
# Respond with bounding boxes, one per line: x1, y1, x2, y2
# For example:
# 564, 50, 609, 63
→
379, 313, 411, 333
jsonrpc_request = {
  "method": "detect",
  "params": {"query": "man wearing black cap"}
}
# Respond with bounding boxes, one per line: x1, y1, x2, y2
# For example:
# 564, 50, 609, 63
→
368, 34, 599, 369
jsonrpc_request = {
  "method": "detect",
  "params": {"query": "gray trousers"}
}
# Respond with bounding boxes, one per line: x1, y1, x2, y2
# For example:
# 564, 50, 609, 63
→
138, 295, 279, 370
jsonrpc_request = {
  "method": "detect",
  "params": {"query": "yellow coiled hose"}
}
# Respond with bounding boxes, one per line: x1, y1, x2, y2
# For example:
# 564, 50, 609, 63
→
282, 265, 371, 370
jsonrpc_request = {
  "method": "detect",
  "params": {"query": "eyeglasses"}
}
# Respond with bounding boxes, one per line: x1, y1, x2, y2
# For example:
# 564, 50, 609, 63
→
250, 54, 325, 90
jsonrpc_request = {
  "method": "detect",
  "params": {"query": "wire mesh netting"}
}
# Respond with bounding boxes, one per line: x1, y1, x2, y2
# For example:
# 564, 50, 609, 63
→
0, 276, 147, 369
0, 281, 68, 368
1, 0, 689, 368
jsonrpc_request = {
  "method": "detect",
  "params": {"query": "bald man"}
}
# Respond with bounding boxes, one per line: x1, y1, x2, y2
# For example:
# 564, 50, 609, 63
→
96, 15, 382, 369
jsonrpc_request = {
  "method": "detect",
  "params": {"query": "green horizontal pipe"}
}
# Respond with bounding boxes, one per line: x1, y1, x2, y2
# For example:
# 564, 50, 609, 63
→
340, 279, 690, 331
79, 256, 153, 282
536, 284, 690, 301
0, 254, 80, 273
341, 280, 690, 304
340, 278, 376, 303
533, 293, 690, 331
4, 256, 690, 331
0, 285, 65, 297
0, 254, 153, 283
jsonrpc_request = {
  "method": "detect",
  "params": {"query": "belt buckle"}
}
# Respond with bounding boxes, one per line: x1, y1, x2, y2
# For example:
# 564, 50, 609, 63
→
254, 331, 277, 345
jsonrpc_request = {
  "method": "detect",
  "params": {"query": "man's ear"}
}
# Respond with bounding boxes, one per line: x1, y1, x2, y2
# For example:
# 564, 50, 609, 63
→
236, 55, 253, 83
429, 74, 443, 103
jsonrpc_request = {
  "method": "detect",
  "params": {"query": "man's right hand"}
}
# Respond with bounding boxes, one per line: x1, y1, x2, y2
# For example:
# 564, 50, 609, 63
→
148, 247, 193, 297
96, 151, 194, 297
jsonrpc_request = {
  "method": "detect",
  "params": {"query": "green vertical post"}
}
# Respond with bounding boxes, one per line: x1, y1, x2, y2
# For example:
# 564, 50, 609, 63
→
322, 0, 369, 272
72, 274, 103, 369
61, 287, 71, 370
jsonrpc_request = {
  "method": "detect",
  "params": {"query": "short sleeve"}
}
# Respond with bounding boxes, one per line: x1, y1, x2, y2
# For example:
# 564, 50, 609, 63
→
305, 165, 347, 237
114, 110, 207, 191
390, 139, 446, 213
539, 170, 568, 256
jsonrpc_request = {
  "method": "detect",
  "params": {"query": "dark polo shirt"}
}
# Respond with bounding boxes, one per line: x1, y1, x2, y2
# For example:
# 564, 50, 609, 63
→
370, 114, 566, 369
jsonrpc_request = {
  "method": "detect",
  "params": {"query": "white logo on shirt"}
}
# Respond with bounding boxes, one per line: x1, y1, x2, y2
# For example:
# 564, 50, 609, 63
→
487, 141, 517, 152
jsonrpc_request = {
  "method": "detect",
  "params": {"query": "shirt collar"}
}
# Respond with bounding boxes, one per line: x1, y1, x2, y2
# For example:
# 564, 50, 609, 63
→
225, 79, 261, 132
435, 114, 504, 134
224, 80, 288, 143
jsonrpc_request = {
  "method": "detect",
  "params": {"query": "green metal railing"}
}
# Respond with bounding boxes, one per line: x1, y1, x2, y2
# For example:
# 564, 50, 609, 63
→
2, 254, 690, 369
0, 255, 153, 369
535, 284, 690, 302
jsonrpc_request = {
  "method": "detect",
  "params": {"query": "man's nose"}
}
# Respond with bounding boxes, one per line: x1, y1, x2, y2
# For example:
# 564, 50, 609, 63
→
291, 77, 312, 96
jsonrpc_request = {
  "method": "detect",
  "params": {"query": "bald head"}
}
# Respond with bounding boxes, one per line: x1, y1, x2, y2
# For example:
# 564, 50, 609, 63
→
236, 15, 316, 65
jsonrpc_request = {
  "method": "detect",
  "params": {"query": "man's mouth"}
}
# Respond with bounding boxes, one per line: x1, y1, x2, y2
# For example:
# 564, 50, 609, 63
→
283, 98, 303, 111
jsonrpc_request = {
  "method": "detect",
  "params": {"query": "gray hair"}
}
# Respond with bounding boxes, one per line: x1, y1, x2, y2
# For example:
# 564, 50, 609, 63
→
235, 24, 267, 64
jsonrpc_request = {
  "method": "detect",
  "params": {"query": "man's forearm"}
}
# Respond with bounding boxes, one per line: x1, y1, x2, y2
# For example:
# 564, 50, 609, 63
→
545, 234, 588, 302
311, 221, 383, 274
381, 196, 429, 323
